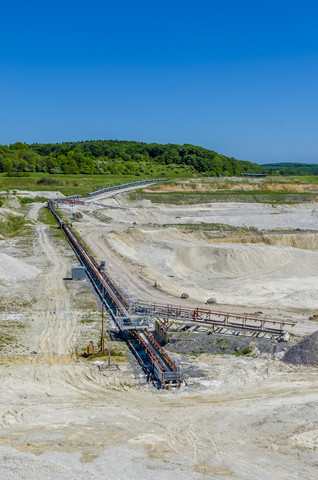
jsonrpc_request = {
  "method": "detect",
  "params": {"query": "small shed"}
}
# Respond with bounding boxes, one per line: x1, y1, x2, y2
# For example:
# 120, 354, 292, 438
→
72, 266, 86, 280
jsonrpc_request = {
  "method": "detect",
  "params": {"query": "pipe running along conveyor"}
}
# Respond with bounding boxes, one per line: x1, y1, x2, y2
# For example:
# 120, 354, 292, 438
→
47, 199, 182, 387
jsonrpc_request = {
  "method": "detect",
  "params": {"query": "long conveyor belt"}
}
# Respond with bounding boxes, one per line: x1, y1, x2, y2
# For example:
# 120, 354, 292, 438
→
47, 200, 182, 387
47, 180, 296, 386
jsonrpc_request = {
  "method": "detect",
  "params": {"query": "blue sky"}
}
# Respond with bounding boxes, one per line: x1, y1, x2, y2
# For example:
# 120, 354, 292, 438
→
1, 0, 318, 164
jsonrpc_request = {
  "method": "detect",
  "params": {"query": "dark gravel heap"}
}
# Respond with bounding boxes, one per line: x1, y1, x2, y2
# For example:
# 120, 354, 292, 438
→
166, 331, 289, 357
282, 330, 318, 366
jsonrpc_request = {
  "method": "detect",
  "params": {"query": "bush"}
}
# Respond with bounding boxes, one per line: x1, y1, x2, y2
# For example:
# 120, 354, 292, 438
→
242, 348, 251, 355
19, 196, 48, 205
37, 177, 60, 185
6, 172, 31, 177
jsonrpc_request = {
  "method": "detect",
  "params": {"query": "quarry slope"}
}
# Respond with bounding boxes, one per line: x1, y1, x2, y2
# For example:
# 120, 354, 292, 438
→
1, 187, 318, 480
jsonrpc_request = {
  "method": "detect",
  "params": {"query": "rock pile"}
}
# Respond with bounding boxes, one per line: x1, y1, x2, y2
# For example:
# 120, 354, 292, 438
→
282, 330, 318, 366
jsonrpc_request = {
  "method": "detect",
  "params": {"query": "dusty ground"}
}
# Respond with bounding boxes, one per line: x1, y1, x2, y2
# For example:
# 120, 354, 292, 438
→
0, 189, 318, 479
71, 192, 318, 334
143, 176, 318, 193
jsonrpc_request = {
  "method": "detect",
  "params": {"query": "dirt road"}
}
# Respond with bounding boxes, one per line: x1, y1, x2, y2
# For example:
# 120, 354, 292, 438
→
36, 224, 76, 356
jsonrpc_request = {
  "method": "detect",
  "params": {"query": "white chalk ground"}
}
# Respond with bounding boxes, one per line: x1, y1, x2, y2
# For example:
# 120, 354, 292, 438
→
0, 253, 41, 282
0, 190, 64, 199
0, 193, 318, 480
86, 197, 318, 230
103, 228, 318, 309
72, 197, 318, 317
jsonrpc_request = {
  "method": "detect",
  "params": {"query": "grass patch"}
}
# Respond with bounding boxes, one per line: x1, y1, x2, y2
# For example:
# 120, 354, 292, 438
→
129, 190, 317, 205
277, 175, 318, 183
37, 176, 61, 186
0, 172, 177, 197
235, 347, 252, 357
0, 329, 16, 352
19, 196, 48, 205
52, 228, 67, 239
0, 214, 29, 238
80, 318, 95, 324
38, 207, 66, 239
82, 348, 126, 362
3, 172, 318, 199
242, 347, 251, 355
38, 206, 57, 225
6, 172, 31, 177
163, 222, 259, 232
0, 333, 15, 343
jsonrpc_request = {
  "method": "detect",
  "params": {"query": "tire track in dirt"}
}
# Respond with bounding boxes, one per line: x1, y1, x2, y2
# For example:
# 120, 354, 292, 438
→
166, 422, 221, 463
0, 408, 28, 427
31, 222, 120, 397
36, 225, 77, 356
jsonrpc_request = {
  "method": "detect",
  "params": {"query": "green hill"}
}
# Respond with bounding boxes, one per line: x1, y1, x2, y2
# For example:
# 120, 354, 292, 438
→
0, 140, 262, 177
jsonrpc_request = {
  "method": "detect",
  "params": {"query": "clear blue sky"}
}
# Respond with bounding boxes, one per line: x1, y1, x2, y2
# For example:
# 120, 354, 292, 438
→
1, 0, 318, 164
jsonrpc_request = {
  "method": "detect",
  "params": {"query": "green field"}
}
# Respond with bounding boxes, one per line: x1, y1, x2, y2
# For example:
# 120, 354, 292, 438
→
129, 189, 318, 204
2, 172, 318, 203
0, 172, 179, 196
282, 175, 318, 183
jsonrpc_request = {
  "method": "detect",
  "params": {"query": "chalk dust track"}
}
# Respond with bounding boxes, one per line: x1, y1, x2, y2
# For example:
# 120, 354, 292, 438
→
32, 222, 119, 397
26, 202, 46, 221
37, 224, 76, 356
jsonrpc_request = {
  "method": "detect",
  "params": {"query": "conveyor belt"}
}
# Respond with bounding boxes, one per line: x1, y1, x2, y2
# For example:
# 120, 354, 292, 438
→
47, 199, 182, 387
47, 180, 296, 386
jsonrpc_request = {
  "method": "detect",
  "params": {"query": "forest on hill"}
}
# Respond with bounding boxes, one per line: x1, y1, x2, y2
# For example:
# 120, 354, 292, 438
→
0, 140, 262, 177
261, 162, 318, 175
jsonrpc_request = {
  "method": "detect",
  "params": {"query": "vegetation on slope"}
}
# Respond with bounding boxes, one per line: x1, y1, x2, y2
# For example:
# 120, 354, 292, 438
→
127, 177, 318, 204
129, 190, 317, 204
261, 162, 318, 175
0, 140, 262, 177
0, 172, 167, 196
0, 214, 29, 238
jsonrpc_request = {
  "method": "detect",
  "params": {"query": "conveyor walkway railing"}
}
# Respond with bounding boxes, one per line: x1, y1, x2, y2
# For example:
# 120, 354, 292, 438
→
129, 302, 295, 336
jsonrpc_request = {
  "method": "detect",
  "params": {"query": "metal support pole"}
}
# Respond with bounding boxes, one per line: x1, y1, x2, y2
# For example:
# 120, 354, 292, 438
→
108, 325, 111, 367
101, 288, 105, 353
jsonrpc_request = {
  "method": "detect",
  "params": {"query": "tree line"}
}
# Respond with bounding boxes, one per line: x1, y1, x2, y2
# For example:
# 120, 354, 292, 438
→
0, 140, 262, 176
261, 163, 318, 176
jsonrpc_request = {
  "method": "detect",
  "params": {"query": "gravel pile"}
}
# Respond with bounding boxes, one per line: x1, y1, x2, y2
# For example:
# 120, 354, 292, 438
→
282, 330, 318, 366
166, 331, 289, 357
